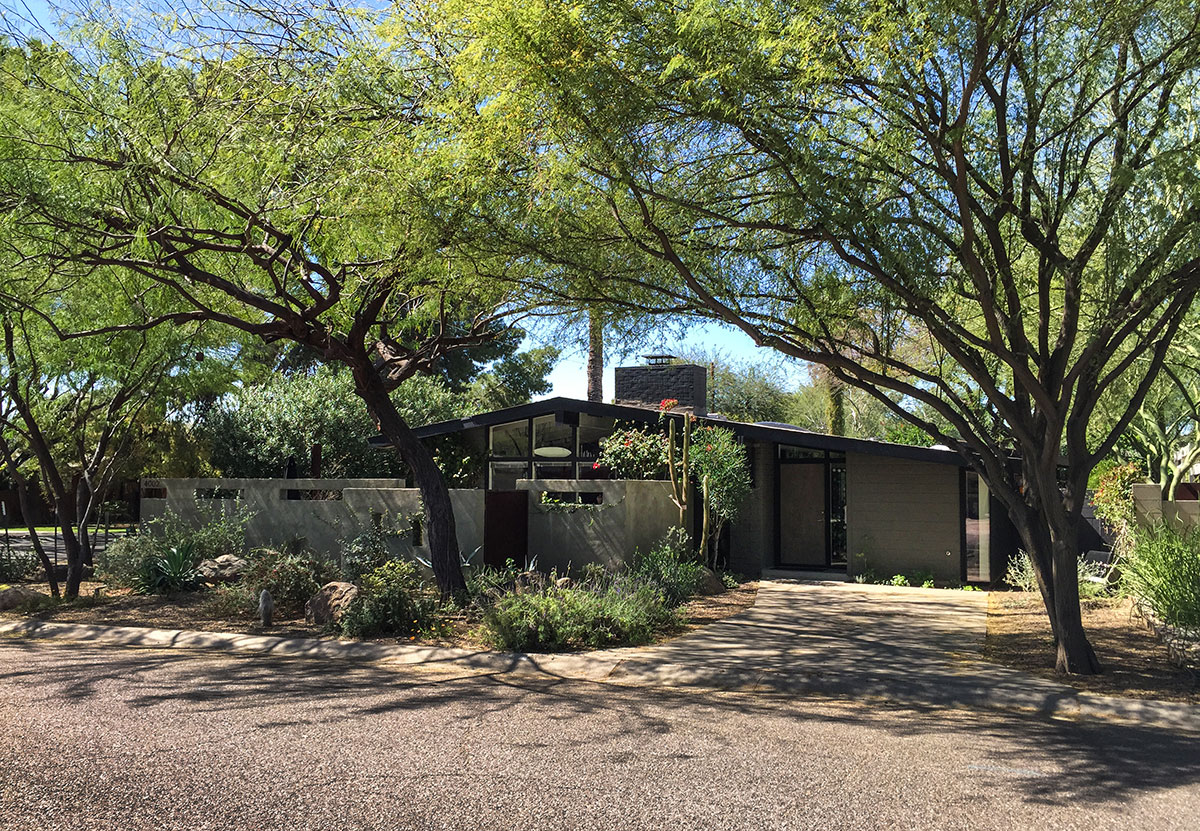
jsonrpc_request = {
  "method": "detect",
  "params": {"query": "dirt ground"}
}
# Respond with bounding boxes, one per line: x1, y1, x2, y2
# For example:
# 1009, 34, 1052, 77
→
1, 580, 760, 650
983, 591, 1198, 703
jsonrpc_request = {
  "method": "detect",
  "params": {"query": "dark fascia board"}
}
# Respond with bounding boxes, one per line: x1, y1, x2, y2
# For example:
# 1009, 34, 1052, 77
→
397, 396, 968, 467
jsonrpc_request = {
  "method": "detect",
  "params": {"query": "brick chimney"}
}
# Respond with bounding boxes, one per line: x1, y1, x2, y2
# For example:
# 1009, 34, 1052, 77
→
614, 357, 708, 416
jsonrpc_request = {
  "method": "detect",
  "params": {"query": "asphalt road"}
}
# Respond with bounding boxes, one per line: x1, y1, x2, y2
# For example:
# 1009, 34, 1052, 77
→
1, 641, 1198, 831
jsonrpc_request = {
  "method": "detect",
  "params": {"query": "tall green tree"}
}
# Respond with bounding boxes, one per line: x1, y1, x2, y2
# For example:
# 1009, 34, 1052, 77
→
468, 0, 1200, 672
0, 5, 527, 594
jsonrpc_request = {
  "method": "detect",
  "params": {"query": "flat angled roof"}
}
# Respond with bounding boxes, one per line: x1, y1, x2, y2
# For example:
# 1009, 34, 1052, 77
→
405, 397, 967, 467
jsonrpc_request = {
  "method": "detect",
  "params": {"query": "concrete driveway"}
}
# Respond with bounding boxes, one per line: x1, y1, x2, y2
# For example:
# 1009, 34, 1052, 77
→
606, 580, 1080, 713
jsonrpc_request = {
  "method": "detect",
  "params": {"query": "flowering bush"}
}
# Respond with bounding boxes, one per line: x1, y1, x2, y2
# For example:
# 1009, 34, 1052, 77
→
1092, 461, 1144, 543
596, 425, 667, 480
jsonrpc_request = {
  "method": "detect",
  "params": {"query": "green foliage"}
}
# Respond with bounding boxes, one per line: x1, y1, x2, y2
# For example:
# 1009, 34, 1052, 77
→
596, 425, 667, 480
719, 571, 740, 590
1005, 552, 1109, 599
340, 526, 394, 582
98, 507, 253, 590
243, 549, 338, 619
202, 583, 257, 620
630, 528, 704, 608
135, 544, 203, 595
1091, 462, 1144, 539
96, 534, 161, 589
1122, 525, 1200, 628
889, 574, 910, 587
689, 424, 752, 551
0, 547, 36, 582
483, 580, 676, 651
340, 560, 446, 638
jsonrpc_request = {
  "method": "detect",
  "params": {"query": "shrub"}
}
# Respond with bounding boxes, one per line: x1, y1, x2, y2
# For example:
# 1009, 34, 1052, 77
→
340, 560, 445, 638
147, 506, 253, 563
1004, 551, 1111, 599
0, 547, 36, 582
719, 571, 740, 590
340, 526, 393, 582
890, 574, 910, 587
484, 582, 677, 652
96, 534, 162, 589
243, 548, 337, 619
595, 426, 667, 480
203, 583, 257, 619
1122, 524, 1200, 627
631, 529, 704, 608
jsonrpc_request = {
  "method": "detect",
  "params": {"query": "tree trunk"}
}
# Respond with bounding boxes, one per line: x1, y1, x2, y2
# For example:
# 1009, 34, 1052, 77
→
76, 479, 94, 568
352, 365, 466, 596
15, 481, 59, 599
587, 308, 604, 403
1005, 490, 1102, 675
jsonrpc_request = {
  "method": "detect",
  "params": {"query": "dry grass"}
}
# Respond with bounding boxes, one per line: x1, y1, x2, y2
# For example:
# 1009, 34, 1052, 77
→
984, 590, 1198, 703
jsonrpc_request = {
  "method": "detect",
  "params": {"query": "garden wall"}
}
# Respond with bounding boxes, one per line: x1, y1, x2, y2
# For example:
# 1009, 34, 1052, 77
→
1133, 483, 1200, 530
140, 478, 484, 564
518, 479, 679, 573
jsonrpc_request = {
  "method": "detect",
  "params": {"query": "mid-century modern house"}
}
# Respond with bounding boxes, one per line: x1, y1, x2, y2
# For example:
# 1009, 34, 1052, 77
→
408, 359, 1020, 584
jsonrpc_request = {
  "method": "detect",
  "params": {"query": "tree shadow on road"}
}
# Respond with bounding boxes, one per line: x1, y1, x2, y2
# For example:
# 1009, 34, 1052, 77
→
1, 637, 1197, 811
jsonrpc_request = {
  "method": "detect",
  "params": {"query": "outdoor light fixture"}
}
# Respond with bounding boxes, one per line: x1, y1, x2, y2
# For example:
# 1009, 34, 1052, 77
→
533, 447, 572, 458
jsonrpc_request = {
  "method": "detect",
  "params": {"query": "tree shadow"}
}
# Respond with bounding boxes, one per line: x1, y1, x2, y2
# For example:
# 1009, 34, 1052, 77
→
2, 637, 1199, 810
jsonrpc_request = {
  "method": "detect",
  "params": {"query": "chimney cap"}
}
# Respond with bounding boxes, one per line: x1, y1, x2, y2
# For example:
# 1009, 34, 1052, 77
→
642, 354, 677, 366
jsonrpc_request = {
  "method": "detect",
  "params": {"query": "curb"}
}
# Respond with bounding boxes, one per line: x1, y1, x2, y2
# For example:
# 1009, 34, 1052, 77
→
3, 617, 1198, 732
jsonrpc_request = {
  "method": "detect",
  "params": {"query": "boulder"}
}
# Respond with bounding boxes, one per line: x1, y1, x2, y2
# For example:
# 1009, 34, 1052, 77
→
0, 585, 44, 611
305, 581, 360, 626
197, 554, 248, 585
696, 567, 726, 596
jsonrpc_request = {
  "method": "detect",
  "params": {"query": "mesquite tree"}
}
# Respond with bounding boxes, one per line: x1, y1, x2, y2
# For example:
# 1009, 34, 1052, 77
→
0, 4, 522, 594
468, 0, 1200, 672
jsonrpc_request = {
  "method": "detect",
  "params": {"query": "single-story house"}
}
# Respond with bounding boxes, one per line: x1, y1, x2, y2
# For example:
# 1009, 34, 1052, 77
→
405, 360, 1020, 584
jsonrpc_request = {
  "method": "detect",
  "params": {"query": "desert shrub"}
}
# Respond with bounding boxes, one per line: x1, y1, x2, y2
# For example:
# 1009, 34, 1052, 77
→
1122, 524, 1200, 627
147, 506, 253, 563
340, 526, 393, 582
890, 574, 910, 587
719, 571, 740, 590
484, 582, 676, 652
96, 533, 162, 588
340, 560, 445, 638
203, 583, 257, 619
0, 547, 36, 582
135, 543, 204, 594
1004, 551, 1111, 599
630, 529, 704, 608
243, 548, 337, 619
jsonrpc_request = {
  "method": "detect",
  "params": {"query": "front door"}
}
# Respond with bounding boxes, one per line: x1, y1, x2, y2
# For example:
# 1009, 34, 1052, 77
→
778, 463, 827, 567
483, 490, 528, 568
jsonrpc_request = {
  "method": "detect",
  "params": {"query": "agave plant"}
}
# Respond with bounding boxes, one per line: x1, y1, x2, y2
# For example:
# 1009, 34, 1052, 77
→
136, 542, 203, 595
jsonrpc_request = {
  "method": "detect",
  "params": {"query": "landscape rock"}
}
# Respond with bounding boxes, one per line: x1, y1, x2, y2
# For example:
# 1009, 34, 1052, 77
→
696, 567, 726, 596
305, 581, 360, 626
555, 577, 574, 590
197, 554, 248, 585
0, 585, 43, 611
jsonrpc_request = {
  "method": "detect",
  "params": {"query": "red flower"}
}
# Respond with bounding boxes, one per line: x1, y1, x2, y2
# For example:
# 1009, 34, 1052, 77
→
592, 461, 600, 470
658, 398, 679, 411
706, 444, 713, 451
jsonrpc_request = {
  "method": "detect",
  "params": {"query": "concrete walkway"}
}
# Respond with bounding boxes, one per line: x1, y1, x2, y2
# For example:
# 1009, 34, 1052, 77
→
2, 580, 1197, 729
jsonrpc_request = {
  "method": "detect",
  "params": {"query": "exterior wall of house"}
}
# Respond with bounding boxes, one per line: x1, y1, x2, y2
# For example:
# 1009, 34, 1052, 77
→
844, 454, 961, 581
728, 440, 775, 575
140, 478, 484, 566
519, 479, 678, 574
614, 364, 708, 415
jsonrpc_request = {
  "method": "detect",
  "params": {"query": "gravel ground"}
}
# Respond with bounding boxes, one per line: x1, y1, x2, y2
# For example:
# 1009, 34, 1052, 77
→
2, 640, 1200, 830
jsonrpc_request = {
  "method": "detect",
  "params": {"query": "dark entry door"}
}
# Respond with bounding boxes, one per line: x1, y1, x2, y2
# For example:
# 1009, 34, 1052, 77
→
483, 490, 529, 568
778, 464, 827, 567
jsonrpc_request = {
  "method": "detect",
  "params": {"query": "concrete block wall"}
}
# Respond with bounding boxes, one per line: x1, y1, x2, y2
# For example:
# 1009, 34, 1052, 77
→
844, 454, 962, 581
520, 479, 678, 574
727, 440, 775, 576
614, 364, 708, 415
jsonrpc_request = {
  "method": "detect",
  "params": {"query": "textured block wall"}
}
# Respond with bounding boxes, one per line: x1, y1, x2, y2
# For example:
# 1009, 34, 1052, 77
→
614, 364, 708, 415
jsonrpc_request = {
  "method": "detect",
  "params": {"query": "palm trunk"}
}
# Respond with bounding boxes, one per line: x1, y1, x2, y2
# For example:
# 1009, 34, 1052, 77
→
587, 309, 604, 403
353, 364, 466, 596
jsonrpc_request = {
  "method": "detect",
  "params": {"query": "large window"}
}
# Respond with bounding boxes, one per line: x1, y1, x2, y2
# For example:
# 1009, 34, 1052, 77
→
487, 415, 617, 489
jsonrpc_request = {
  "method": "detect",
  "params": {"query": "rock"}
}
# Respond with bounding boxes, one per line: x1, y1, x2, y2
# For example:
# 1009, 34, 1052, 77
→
197, 554, 248, 584
696, 567, 726, 596
0, 585, 44, 611
555, 576, 573, 590
305, 581, 360, 626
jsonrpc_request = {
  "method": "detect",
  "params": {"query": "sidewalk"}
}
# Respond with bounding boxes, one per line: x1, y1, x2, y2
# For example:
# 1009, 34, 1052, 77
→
2, 580, 1197, 731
